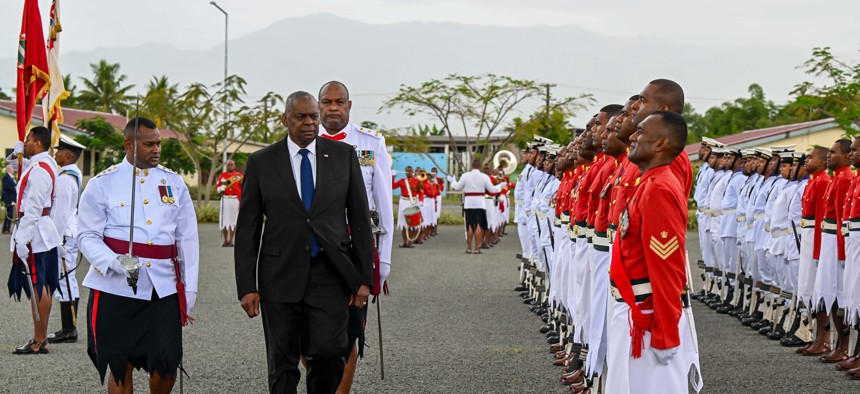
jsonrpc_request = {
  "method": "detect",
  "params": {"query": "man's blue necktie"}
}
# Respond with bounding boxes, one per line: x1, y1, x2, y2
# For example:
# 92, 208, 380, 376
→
299, 148, 320, 256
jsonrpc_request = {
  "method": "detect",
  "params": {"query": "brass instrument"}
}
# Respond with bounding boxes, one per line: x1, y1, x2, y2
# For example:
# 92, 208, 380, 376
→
493, 150, 518, 175
416, 171, 428, 182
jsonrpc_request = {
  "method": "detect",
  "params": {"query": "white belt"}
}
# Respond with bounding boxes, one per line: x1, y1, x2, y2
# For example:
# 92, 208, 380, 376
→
753, 213, 765, 220
586, 228, 595, 238
222, 195, 238, 199
592, 235, 609, 247
721, 209, 737, 215
525, 210, 533, 218
515, 199, 524, 203
610, 282, 653, 301
710, 209, 720, 217
537, 211, 547, 220
822, 221, 838, 231
607, 228, 616, 244
736, 215, 747, 223
771, 228, 791, 238
746, 222, 753, 229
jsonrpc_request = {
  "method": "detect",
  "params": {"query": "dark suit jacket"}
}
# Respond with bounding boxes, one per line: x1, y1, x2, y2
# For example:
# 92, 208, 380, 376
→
234, 136, 375, 303
2, 173, 16, 204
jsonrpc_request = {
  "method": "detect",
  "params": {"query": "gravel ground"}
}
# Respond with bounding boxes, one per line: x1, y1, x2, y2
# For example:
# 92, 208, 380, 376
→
0, 224, 857, 393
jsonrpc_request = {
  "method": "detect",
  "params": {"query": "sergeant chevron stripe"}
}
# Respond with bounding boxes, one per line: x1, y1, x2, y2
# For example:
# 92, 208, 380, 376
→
649, 235, 679, 260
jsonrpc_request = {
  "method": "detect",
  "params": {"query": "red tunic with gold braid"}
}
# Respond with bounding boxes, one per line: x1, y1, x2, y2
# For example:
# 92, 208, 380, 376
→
609, 164, 687, 356
844, 169, 860, 229
216, 170, 243, 200
821, 166, 854, 260
593, 156, 620, 237
608, 152, 640, 230
393, 177, 424, 202
804, 170, 830, 260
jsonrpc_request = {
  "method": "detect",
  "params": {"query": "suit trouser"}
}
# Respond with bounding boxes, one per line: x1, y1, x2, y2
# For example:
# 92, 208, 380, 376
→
261, 253, 349, 394
2, 203, 12, 232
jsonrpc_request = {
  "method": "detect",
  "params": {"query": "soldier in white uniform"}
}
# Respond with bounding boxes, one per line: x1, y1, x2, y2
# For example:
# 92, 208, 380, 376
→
47, 135, 86, 344
692, 138, 717, 300
8, 126, 62, 355
318, 81, 394, 393
79, 117, 198, 391
713, 148, 747, 313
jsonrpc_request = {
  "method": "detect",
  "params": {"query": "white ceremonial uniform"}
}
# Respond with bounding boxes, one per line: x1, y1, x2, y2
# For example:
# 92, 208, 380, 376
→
516, 164, 535, 259
708, 170, 731, 273
761, 177, 788, 286
52, 164, 82, 301
536, 176, 559, 273
80, 161, 199, 309
751, 175, 778, 284
528, 170, 549, 265
529, 172, 552, 270
768, 180, 799, 295
448, 170, 505, 208
718, 170, 747, 279
743, 174, 764, 282
694, 163, 714, 271
323, 124, 394, 283
11, 151, 61, 254
735, 174, 754, 276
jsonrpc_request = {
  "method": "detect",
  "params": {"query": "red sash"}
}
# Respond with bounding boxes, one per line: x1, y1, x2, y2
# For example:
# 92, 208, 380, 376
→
17, 161, 55, 216
609, 231, 654, 358
103, 237, 193, 326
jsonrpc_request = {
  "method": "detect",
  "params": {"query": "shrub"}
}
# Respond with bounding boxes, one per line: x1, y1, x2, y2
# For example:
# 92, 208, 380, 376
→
438, 211, 464, 225
196, 203, 219, 223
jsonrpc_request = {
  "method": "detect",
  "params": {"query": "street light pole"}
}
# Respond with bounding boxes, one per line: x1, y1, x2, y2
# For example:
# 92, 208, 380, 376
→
210, 1, 228, 171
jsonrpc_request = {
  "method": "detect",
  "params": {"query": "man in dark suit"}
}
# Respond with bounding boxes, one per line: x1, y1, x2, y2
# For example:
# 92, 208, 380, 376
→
2, 165, 17, 234
234, 91, 374, 394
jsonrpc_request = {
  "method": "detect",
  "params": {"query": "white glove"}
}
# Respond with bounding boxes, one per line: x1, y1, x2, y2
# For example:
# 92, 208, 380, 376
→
108, 257, 130, 278
392, 169, 398, 176
651, 346, 679, 366
447, 175, 456, 183
12, 141, 24, 156
15, 243, 28, 262
216, 185, 226, 193
186, 291, 197, 314
57, 245, 68, 262
379, 261, 391, 287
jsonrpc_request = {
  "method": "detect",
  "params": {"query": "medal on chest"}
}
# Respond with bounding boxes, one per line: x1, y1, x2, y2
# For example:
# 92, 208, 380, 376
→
599, 181, 612, 199
159, 185, 175, 204
619, 207, 630, 239
357, 149, 375, 166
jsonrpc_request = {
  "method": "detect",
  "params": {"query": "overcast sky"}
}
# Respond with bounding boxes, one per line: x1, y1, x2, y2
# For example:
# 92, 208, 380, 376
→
3, 0, 858, 54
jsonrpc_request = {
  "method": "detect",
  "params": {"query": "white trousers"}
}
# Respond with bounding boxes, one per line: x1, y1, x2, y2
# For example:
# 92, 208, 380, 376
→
797, 228, 816, 308
844, 234, 860, 325
572, 238, 591, 342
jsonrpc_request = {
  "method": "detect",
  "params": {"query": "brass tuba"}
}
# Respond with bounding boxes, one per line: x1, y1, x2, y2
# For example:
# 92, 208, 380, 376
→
493, 150, 519, 175
416, 170, 428, 182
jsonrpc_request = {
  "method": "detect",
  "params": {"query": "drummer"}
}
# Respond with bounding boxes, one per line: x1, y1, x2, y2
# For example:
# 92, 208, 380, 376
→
393, 166, 424, 248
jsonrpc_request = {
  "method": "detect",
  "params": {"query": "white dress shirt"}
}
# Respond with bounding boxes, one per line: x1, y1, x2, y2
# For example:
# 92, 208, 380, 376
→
448, 169, 506, 209
287, 137, 317, 201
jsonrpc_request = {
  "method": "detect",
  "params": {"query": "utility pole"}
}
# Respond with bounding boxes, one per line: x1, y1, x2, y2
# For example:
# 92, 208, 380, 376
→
539, 83, 557, 133
210, 1, 228, 171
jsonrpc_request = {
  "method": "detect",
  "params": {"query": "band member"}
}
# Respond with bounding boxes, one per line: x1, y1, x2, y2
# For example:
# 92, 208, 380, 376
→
79, 117, 199, 392
432, 168, 444, 236
216, 159, 242, 247
8, 126, 61, 354
448, 159, 506, 254
319, 81, 394, 393
393, 166, 423, 248
235, 92, 373, 393
606, 111, 693, 394
48, 135, 86, 344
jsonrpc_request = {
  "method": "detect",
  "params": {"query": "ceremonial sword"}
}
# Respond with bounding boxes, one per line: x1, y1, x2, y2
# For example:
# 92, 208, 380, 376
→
118, 97, 141, 294
684, 252, 699, 354
11, 207, 40, 321
370, 210, 386, 380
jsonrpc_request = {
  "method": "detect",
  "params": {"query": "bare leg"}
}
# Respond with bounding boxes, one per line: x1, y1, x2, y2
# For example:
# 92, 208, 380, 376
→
475, 227, 484, 251
108, 364, 134, 394
466, 226, 475, 251
336, 344, 360, 394
228, 228, 236, 244
830, 305, 849, 354
401, 228, 409, 247
149, 371, 177, 394
806, 311, 830, 353
32, 287, 52, 345
221, 229, 228, 246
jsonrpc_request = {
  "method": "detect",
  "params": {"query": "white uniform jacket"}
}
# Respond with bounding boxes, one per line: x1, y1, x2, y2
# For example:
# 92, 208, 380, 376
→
80, 160, 199, 300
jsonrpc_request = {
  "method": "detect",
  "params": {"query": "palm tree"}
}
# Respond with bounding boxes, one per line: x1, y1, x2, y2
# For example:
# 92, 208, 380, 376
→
61, 73, 79, 108
77, 60, 135, 114
143, 75, 180, 128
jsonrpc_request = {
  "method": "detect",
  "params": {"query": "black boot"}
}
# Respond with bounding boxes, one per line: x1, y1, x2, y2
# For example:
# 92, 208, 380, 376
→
47, 299, 78, 343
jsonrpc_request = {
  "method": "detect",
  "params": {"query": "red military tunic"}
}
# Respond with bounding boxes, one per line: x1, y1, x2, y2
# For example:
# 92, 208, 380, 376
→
393, 177, 424, 202
422, 180, 438, 199
844, 169, 860, 228
565, 165, 585, 237
593, 156, 620, 245
821, 166, 854, 260
804, 170, 830, 260
609, 164, 687, 355
216, 170, 243, 200
608, 152, 641, 236
573, 161, 597, 236
555, 171, 575, 222
586, 154, 610, 231
673, 153, 694, 198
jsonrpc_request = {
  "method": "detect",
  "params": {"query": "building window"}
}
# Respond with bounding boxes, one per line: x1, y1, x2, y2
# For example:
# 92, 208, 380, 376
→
83, 150, 92, 175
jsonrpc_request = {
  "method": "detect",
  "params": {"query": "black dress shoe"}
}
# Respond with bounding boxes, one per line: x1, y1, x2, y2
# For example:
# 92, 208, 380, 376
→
541, 315, 550, 323
751, 319, 770, 330
523, 297, 534, 304
780, 335, 809, 347
540, 325, 551, 334
691, 289, 706, 300
514, 285, 527, 292
46, 329, 78, 344
546, 331, 558, 338
520, 291, 530, 298
12, 339, 49, 355
546, 336, 559, 344
707, 300, 723, 309
741, 316, 760, 326
767, 327, 786, 340
758, 323, 773, 335
716, 306, 732, 314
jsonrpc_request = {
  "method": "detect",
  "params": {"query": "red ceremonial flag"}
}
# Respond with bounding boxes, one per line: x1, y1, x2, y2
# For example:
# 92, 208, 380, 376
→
43, 0, 69, 147
16, 0, 50, 142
